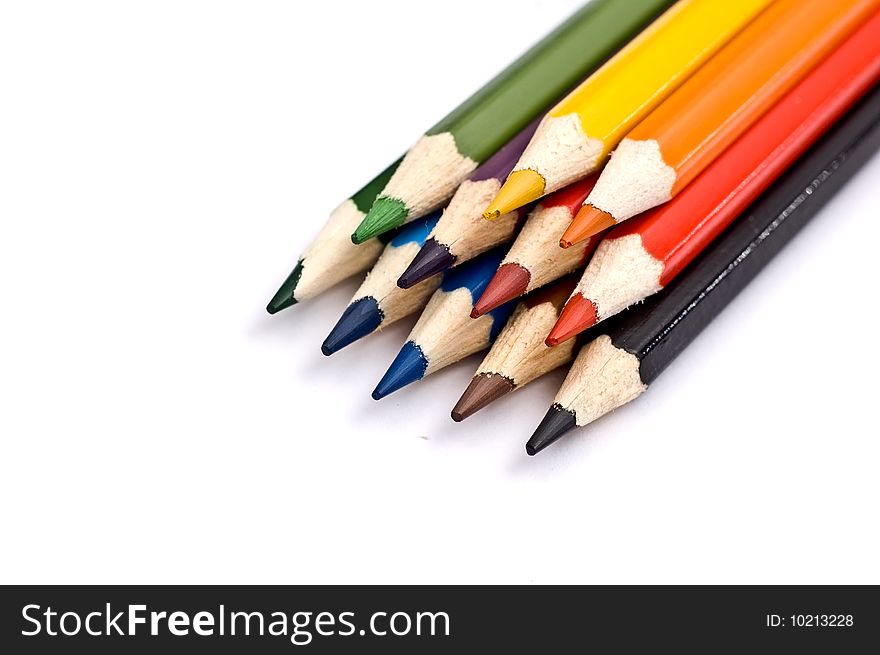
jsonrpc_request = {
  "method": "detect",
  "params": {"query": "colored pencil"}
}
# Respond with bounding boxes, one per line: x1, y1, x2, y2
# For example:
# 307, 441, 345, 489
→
563, 0, 877, 245
372, 248, 517, 400
350, 0, 675, 244
527, 84, 880, 455
321, 215, 443, 355
483, 0, 772, 220
547, 12, 880, 346
396, 118, 541, 290
471, 177, 597, 318
267, 161, 400, 313
452, 276, 579, 421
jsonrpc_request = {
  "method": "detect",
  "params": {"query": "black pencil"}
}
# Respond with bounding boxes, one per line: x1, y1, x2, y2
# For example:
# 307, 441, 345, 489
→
527, 83, 880, 456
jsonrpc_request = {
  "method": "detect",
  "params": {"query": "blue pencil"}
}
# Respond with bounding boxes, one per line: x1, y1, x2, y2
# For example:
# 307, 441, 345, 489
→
322, 212, 443, 355
372, 248, 517, 400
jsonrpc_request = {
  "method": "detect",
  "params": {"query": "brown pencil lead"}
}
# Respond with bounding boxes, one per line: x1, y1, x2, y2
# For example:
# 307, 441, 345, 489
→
451, 373, 515, 422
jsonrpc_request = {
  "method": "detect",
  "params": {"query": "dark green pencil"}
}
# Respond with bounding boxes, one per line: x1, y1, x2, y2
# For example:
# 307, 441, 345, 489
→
267, 160, 400, 314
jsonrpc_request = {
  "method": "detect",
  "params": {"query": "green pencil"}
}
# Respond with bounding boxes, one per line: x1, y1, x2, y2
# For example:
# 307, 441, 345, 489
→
351, 0, 674, 244
267, 160, 400, 314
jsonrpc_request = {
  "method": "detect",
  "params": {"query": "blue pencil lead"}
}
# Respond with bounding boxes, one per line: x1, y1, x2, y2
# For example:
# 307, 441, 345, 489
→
322, 297, 384, 356
372, 341, 429, 400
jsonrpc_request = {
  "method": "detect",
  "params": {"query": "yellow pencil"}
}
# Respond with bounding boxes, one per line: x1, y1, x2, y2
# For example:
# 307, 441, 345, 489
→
483, 0, 774, 219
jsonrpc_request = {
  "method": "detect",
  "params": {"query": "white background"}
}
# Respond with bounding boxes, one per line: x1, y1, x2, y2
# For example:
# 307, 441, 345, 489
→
2, 0, 879, 584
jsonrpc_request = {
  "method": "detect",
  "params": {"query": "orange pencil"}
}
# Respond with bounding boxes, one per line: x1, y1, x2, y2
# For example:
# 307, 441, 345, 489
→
546, 9, 880, 346
563, 0, 879, 246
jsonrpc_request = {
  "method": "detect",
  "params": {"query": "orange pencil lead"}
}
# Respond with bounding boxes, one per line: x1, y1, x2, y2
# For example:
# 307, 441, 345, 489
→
563, 205, 616, 246
546, 293, 598, 346
575, 0, 877, 230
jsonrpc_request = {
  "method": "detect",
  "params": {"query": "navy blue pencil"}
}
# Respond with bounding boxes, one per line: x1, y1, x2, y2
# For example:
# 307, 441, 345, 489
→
372, 248, 517, 400
322, 213, 442, 355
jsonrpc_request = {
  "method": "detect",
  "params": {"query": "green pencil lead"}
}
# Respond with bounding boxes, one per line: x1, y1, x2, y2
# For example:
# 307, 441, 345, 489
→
351, 196, 409, 244
266, 260, 304, 314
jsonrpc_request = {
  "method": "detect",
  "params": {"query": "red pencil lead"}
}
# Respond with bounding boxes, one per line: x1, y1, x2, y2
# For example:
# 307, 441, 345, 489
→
546, 293, 598, 346
471, 262, 531, 318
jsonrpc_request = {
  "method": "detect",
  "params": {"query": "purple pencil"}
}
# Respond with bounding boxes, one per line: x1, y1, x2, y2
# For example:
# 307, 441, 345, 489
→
396, 117, 541, 289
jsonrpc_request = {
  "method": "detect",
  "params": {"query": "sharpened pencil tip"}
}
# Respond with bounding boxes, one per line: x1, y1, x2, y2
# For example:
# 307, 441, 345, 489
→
266, 260, 304, 314
452, 373, 515, 421
353, 196, 409, 243
483, 169, 545, 219
266, 298, 295, 314
397, 238, 455, 289
526, 404, 577, 455
546, 293, 597, 346
563, 204, 616, 245
322, 297, 384, 355
472, 262, 530, 317
372, 341, 428, 400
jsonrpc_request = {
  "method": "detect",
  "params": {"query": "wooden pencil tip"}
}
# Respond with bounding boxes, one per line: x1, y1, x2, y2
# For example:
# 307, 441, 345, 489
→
451, 373, 515, 421
398, 238, 455, 289
266, 296, 296, 315
322, 296, 383, 355
372, 340, 428, 400
353, 196, 409, 243
526, 404, 577, 455
546, 293, 597, 346
266, 260, 304, 314
564, 204, 616, 245
483, 169, 545, 220
471, 262, 530, 318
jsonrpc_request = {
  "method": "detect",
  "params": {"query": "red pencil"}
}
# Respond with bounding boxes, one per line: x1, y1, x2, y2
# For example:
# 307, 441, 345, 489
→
471, 177, 598, 318
547, 10, 880, 346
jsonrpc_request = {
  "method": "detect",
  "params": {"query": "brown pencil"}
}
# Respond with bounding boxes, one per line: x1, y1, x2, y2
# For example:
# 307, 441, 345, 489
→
452, 276, 579, 421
